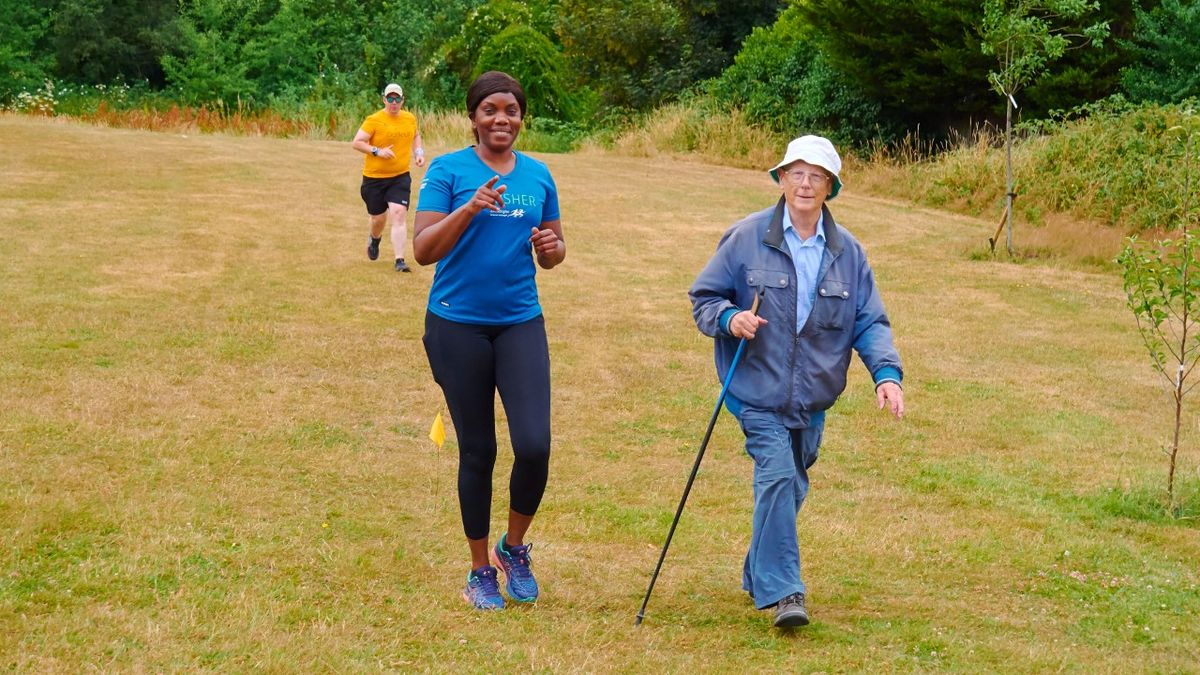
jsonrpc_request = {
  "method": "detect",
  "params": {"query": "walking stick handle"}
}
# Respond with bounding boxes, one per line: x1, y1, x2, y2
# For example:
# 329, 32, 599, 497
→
749, 290, 762, 316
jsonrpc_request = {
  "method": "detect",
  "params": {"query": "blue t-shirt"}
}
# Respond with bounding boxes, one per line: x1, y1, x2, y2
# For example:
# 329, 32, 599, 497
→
417, 147, 561, 325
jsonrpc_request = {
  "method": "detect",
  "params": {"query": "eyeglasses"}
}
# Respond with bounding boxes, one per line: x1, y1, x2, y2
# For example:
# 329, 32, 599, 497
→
385, 95, 403, 103
781, 168, 830, 186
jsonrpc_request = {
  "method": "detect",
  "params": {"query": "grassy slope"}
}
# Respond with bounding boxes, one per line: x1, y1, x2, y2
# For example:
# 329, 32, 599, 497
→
1, 114, 1197, 671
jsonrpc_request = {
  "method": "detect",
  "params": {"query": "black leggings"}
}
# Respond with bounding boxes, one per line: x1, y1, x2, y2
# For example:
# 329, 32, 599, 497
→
423, 311, 552, 540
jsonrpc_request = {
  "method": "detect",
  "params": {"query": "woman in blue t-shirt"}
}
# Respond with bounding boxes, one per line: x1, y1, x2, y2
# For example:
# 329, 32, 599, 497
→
413, 71, 566, 611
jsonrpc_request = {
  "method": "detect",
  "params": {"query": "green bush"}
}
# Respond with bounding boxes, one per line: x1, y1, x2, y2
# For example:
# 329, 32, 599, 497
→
49, 0, 183, 88
1121, 0, 1200, 104
1027, 99, 1199, 230
707, 5, 893, 147
367, 0, 481, 109
863, 99, 1200, 233
474, 24, 586, 123
161, 25, 254, 108
556, 0, 690, 111
0, 0, 50, 103
518, 117, 589, 153
439, 0, 532, 82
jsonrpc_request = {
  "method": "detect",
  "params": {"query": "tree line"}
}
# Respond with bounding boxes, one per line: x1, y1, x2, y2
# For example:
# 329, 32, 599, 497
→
2, 0, 1197, 145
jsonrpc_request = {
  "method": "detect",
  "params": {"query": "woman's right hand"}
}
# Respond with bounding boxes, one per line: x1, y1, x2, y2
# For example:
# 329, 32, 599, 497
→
414, 176, 509, 265
468, 176, 507, 215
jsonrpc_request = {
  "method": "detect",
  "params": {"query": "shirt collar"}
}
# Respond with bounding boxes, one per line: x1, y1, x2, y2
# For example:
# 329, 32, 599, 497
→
782, 208, 826, 244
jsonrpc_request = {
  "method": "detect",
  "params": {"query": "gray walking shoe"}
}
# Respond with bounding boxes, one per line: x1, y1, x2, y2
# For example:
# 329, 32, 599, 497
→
773, 592, 810, 627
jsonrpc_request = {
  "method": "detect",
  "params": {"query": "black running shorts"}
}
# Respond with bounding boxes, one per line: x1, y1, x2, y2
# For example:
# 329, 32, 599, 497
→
360, 172, 412, 216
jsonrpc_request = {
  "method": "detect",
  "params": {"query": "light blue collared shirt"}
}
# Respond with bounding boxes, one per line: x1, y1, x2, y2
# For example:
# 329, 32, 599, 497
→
781, 209, 826, 331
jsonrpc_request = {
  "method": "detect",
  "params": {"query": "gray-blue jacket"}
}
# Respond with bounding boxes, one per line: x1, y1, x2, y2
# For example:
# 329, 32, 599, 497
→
689, 198, 902, 414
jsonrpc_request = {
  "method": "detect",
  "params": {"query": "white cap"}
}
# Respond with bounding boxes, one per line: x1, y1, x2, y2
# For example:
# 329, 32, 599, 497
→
768, 135, 843, 198
382, 83, 404, 97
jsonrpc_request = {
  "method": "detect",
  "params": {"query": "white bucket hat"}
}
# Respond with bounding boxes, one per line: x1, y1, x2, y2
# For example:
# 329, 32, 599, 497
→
768, 135, 843, 199
382, 83, 404, 97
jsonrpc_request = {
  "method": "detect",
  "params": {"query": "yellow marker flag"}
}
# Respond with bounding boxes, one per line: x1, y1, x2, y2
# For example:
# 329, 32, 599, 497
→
429, 411, 446, 449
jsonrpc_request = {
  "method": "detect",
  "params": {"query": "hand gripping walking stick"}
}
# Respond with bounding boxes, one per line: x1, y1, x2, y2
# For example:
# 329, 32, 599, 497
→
635, 289, 763, 625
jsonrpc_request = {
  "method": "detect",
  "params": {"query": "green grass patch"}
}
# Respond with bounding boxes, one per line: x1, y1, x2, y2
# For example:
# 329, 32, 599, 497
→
1088, 478, 1200, 524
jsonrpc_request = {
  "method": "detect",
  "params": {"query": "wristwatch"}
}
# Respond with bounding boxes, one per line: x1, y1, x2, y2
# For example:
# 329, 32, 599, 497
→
370, 147, 378, 156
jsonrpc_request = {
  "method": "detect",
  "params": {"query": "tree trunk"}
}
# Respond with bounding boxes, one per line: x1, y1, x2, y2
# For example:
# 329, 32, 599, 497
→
1169, 237, 1192, 511
1171, 370, 1181, 510
1005, 95, 1015, 256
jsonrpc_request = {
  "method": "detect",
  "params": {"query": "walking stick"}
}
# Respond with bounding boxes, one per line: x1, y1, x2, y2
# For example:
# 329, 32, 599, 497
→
635, 290, 763, 626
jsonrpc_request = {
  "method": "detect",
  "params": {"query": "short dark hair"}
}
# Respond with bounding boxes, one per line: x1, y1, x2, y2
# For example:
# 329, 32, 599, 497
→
466, 71, 527, 119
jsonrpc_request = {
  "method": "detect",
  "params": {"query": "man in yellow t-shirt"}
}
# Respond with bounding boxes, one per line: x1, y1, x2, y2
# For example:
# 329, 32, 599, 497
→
352, 83, 425, 272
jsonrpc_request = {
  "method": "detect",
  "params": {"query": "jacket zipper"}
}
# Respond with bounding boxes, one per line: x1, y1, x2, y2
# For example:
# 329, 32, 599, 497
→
766, 239, 801, 415
789, 245, 840, 414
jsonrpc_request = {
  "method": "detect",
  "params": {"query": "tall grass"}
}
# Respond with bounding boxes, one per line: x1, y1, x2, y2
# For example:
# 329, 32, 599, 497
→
8, 80, 1198, 243
599, 97, 1200, 253
80, 101, 332, 138
850, 127, 1009, 219
858, 101, 1200, 234
1, 80, 566, 151
586, 102, 785, 170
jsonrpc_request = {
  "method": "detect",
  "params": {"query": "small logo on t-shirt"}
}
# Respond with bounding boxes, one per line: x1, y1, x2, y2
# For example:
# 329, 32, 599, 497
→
487, 207, 526, 219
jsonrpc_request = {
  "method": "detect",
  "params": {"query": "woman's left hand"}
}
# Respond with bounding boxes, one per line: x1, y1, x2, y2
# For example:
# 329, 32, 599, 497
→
530, 227, 560, 256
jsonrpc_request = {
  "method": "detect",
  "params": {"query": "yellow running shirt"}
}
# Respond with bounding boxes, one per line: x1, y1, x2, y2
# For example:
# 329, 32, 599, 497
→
360, 109, 418, 178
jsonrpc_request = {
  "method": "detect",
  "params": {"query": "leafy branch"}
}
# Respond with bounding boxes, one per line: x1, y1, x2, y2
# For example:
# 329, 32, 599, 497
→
1117, 108, 1200, 513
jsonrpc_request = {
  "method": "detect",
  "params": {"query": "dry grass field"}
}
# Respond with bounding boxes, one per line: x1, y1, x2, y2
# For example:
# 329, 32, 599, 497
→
1, 114, 1198, 671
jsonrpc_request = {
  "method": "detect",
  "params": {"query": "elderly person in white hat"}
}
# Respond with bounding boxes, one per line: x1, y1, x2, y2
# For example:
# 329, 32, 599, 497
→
352, 82, 425, 272
689, 135, 904, 629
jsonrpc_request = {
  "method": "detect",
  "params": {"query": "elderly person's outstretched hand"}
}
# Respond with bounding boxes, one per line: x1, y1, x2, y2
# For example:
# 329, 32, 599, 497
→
876, 381, 904, 419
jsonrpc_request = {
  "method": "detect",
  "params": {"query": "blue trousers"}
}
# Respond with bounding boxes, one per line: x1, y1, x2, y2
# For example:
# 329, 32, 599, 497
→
736, 407, 824, 610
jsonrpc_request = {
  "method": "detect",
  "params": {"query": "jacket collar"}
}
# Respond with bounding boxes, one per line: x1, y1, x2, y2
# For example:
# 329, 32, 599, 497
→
763, 197, 843, 255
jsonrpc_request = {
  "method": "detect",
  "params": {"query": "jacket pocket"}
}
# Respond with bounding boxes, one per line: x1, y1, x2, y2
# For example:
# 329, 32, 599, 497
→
745, 268, 790, 319
745, 268, 789, 290
813, 279, 850, 329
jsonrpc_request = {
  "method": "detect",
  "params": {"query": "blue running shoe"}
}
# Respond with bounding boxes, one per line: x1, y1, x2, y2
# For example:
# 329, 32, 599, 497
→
463, 565, 505, 610
490, 534, 539, 603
